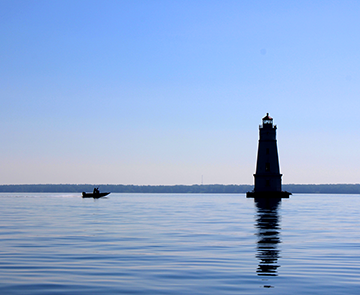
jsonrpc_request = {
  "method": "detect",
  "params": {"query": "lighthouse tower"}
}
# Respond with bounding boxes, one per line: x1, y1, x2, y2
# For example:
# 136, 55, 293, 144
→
247, 113, 291, 198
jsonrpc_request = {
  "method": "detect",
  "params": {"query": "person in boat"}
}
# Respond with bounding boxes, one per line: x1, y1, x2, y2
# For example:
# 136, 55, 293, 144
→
93, 187, 99, 194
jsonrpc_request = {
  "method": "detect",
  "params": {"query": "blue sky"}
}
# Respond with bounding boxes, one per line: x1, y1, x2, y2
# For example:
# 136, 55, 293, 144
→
1, 0, 360, 185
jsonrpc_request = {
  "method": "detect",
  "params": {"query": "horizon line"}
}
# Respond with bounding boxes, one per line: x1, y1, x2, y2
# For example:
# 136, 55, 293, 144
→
1, 183, 360, 186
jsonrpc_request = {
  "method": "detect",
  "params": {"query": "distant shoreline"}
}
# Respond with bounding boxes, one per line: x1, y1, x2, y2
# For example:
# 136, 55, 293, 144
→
0, 184, 360, 194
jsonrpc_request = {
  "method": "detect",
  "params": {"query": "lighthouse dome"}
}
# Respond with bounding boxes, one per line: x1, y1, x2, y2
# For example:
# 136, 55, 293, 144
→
262, 113, 272, 120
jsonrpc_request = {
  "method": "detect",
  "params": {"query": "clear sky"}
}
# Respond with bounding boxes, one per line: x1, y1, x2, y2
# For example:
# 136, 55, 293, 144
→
1, 0, 360, 185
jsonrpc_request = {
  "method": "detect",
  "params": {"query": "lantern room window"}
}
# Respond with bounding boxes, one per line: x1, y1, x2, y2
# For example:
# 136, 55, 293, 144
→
263, 119, 272, 125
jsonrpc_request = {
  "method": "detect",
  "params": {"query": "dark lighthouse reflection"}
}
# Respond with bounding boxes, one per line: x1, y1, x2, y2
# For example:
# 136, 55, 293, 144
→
255, 197, 282, 279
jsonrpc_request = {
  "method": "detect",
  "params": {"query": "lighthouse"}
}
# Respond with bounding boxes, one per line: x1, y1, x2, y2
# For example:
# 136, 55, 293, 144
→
247, 113, 291, 198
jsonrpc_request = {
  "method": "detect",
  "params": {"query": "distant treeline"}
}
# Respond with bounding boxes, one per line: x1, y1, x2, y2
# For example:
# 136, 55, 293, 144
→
1, 184, 360, 194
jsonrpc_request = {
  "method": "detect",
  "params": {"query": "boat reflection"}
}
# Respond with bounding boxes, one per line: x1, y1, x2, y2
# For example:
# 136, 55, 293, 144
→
255, 197, 281, 277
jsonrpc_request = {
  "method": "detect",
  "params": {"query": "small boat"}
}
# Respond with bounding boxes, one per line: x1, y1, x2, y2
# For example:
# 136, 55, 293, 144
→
82, 187, 110, 199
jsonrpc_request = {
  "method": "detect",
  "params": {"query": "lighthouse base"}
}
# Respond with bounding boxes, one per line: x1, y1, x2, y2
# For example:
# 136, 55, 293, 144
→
246, 191, 291, 198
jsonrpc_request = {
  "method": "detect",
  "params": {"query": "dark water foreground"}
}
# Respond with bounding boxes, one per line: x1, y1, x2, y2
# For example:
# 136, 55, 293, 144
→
0, 193, 359, 294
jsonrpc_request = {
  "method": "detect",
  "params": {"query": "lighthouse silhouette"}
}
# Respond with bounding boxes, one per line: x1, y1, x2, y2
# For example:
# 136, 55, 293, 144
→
247, 113, 291, 198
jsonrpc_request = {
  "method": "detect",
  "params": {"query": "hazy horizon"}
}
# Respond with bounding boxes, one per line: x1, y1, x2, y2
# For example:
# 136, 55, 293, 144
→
2, 1, 360, 185
1, 183, 360, 186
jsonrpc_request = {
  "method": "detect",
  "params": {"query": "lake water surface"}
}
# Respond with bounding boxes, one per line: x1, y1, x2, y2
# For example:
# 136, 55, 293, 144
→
0, 193, 359, 294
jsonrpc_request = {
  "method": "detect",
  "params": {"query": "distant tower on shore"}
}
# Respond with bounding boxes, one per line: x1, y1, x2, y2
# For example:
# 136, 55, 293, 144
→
247, 113, 291, 198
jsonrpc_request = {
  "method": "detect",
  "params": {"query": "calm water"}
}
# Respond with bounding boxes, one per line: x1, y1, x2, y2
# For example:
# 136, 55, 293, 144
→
0, 193, 359, 294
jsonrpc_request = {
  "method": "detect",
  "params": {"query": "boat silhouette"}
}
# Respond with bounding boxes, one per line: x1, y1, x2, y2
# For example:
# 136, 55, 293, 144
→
82, 187, 110, 199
